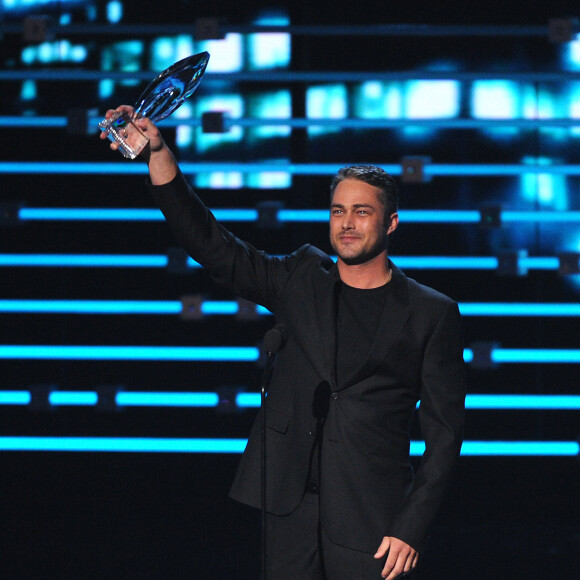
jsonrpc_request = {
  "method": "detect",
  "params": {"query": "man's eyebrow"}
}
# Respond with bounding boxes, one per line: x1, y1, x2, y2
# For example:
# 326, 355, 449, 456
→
330, 202, 375, 209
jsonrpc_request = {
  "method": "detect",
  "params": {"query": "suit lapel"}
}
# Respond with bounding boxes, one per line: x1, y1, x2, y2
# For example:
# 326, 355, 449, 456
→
338, 261, 410, 390
286, 263, 340, 387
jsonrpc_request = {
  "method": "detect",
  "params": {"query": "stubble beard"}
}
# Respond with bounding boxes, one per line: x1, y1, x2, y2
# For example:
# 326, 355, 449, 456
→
331, 235, 388, 266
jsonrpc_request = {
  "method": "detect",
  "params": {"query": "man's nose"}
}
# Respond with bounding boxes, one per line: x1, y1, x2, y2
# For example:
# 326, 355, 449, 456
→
341, 213, 354, 229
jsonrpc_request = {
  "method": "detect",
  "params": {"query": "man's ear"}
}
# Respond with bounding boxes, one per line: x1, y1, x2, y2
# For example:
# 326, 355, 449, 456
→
386, 212, 399, 236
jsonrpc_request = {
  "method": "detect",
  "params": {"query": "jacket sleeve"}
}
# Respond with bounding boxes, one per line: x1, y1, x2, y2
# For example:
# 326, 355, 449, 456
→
146, 171, 304, 312
389, 301, 466, 552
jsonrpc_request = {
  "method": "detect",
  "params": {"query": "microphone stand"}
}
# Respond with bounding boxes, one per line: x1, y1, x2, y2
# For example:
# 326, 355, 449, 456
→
259, 324, 287, 580
260, 352, 274, 580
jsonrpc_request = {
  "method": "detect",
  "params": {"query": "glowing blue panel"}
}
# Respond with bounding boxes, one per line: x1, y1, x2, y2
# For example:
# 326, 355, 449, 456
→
393, 257, 498, 269
106, 0, 123, 23
0, 300, 181, 314
246, 167, 292, 189
197, 34, 243, 73
399, 210, 480, 223
465, 395, 580, 410
248, 19, 291, 69
354, 81, 403, 119
116, 392, 219, 407
0, 437, 575, 456
0, 254, 167, 267
200, 301, 240, 315
236, 393, 261, 408
0, 391, 31, 405
471, 80, 519, 118
459, 303, 580, 316
248, 91, 292, 139
307, 85, 348, 136
193, 95, 244, 154
491, 349, 580, 363
0, 346, 260, 361
19, 208, 165, 221
563, 39, 580, 71
0, 437, 248, 453
405, 80, 460, 119
519, 256, 559, 270
49, 391, 98, 406
459, 441, 579, 456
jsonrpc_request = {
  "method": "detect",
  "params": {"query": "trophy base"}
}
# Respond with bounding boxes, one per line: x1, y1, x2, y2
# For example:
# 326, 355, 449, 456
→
98, 111, 149, 159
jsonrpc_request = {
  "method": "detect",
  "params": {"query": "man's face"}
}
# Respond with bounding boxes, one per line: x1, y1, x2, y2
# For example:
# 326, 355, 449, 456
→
329, 178, 398, 266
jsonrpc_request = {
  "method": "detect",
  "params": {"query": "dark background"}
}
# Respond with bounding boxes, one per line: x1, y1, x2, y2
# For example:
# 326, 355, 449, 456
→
1, 1, 579, 578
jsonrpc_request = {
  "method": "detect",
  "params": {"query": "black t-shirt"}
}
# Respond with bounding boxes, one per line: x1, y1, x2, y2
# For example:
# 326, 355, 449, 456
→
336, 280, 392, 384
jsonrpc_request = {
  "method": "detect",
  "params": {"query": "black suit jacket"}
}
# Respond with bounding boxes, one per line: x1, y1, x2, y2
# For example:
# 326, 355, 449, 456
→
148, 173, 466, 554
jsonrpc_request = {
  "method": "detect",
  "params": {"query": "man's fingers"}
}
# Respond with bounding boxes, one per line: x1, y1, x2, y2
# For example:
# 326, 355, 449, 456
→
374, 537, 391, 559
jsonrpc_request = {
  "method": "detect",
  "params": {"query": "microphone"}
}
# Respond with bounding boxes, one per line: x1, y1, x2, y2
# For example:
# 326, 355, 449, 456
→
262, 323, 289, 356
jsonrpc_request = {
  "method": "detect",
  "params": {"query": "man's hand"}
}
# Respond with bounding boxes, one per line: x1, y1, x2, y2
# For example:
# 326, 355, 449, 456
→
100, 105, 178, 185
374, 536, 419, 579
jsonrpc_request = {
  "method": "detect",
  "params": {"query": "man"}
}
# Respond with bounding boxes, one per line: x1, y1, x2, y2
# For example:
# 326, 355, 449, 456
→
101, 107, 466, 580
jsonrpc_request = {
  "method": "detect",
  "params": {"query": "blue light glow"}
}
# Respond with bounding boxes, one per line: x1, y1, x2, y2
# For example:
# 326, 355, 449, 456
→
248, 13, 291, 70
0, 391, 31, 405
465, 395, 580, 410
2, 299, 580, 317
49, 391, 98, 406
307, 84, 348, 136
354, 81, 403, 119
248, 90, 292, 139
0, 254, 168, 268
0, 300, 182, 314
458, 441, 579, 456
198, 34, 243, 73
0, 346, 575, 363
520, 156, 567, 210
0, 437, 248, 453
405, 80, 460, 119
16, 207, 580, 225
491, 348, 580, 363
0, 346, 260, 361
459, 303, 580, 316
2, 391, 579, 411
106, 0, 123, 23
116, 392, 219, 407
471, 80, 519, 119
0, 437, 575, 456
193, 95, 244, 154
4, 161, 580, 176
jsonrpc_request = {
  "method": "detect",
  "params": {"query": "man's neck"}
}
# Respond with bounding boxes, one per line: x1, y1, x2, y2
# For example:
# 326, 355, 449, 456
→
337, 252, 391, 289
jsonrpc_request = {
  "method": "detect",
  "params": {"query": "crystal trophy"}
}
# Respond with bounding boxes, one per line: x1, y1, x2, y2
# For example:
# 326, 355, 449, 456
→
99, 51, 210, 159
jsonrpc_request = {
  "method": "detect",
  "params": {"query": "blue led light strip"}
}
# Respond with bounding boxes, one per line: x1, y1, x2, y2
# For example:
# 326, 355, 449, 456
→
0, 346, 260, 361
0, 254, 563, 271
1, 392, 579, 410
237, 393, 580, 410
0, 437, 576, 456
3, 162, 580, 176
0, 347, 578, 363
17, 207, 580, 224
116, 392, 219, 407
4, 116, 580, 131
1, 300, 579, 317
0, 23, 551, 38
2, 70, 580, 83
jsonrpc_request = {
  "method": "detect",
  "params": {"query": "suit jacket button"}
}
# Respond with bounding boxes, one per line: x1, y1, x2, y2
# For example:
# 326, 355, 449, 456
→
331, 392, 339, 400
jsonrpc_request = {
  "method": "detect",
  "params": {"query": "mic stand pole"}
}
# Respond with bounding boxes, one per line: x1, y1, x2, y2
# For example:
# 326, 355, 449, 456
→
260, 350, 277, 580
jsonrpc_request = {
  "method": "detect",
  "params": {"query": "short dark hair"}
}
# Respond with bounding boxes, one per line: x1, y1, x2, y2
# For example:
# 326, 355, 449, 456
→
329, 165, 399, 223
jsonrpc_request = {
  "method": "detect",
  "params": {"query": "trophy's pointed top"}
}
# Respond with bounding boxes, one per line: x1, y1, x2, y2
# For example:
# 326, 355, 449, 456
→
134, 51, 210, 123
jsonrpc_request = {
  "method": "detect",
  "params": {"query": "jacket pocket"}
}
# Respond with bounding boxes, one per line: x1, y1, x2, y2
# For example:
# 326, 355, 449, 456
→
266, 407, 290, 434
